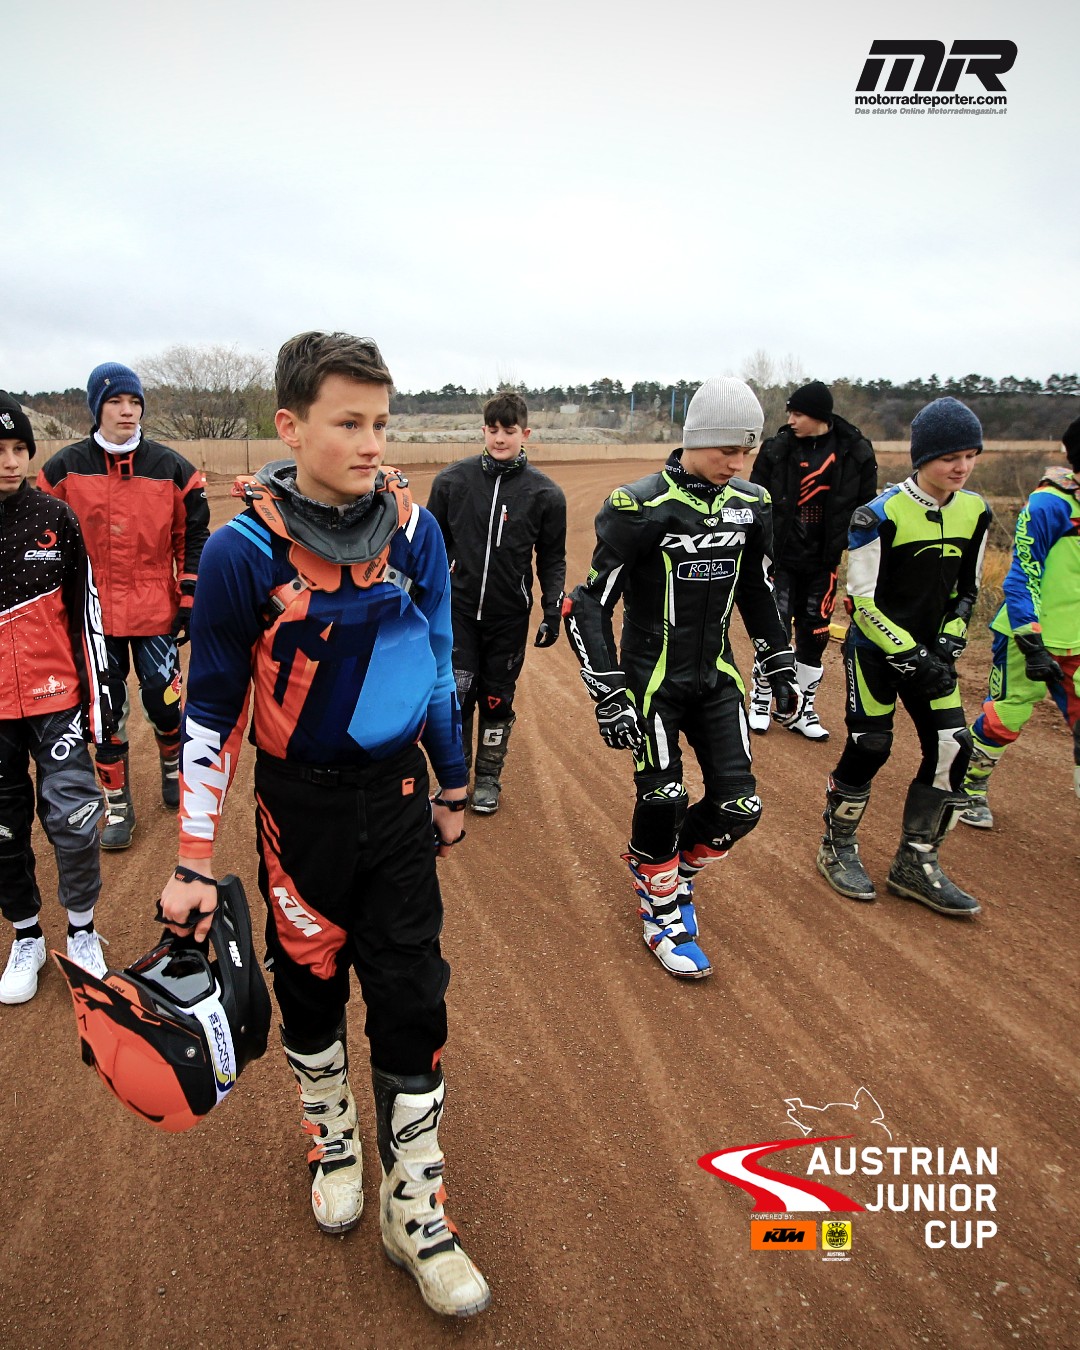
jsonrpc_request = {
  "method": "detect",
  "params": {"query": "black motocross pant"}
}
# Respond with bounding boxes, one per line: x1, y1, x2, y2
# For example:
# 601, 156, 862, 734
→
450, 606, 530, 724
773, 563, 838, 665
627, 671, 760, 863
97, 634, 182, 763
253, 743, 449, 1075
0, 709, 103, 923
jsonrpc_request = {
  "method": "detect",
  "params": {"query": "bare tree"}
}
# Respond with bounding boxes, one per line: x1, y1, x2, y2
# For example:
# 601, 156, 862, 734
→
742, 349, 808, 434
139, 344, 272, 439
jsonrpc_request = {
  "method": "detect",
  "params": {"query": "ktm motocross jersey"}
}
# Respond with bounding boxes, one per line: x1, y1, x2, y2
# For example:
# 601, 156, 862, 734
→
565, 454, 789, 704
178, 465, 465, 859
846, 476, 992, 656
0, 482, 111, 737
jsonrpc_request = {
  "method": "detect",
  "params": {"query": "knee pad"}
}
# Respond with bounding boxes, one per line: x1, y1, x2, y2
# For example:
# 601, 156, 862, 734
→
630, 778, 689, 861
140, 672, 182, 736
480, 691, 515, 721
853, 729, 893, 759
684, 792, 762, 856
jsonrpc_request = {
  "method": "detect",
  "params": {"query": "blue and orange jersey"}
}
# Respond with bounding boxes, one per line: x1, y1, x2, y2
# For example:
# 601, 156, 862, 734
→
178, 499, 465, 858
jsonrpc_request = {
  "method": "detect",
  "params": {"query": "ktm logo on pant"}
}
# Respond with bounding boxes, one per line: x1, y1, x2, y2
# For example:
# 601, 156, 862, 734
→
750, 1221, 817, 1250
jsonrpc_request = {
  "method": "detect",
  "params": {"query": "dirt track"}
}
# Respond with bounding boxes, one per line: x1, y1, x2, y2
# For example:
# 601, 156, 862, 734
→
2, 461, 1076, 1350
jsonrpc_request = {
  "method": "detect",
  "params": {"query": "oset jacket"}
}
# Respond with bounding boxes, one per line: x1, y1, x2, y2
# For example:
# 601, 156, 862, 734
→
0, 482, 112, 737
750, 415, 877, 567
37, 431, 210, 636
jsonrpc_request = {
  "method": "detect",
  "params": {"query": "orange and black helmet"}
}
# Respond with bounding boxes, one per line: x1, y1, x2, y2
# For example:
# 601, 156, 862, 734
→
54, 875, 271, 1133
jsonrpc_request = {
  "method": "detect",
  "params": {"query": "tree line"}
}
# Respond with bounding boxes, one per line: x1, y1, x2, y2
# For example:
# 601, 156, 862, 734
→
13, 342, 1078, 443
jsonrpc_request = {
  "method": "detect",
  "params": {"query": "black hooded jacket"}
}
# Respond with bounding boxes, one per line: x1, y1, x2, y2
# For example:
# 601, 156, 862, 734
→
750, 415, 877, 568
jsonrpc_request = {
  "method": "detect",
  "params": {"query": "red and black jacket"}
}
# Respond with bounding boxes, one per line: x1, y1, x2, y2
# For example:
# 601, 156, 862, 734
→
0, 482, 112, 737
37, 432, 210, 637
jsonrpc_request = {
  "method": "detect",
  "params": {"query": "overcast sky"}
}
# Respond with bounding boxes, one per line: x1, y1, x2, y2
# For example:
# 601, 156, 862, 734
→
3, 0, 1075, 395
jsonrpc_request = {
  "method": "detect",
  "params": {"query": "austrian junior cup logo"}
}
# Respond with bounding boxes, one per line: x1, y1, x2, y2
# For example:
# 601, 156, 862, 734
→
699, 1086, 1000, 1254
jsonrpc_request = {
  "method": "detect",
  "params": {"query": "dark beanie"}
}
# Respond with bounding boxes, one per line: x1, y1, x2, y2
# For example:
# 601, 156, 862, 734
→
786, 380, 833, 422
909, 397, 983, 469
1062, 416, 1080, 471
87, 362, 145, 426
0, 391, 36, 458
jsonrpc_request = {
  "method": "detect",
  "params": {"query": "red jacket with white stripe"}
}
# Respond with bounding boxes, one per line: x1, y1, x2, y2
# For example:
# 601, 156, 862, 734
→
0, 482, 112, 737
37, 432, 210, 636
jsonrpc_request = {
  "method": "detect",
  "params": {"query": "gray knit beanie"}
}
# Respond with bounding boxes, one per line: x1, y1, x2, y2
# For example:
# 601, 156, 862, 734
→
909, 397, 983, 469
683, 377, 764, 450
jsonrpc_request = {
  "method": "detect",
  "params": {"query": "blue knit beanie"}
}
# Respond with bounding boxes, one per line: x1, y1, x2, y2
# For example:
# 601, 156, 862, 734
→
909, 397, 983, 469
87, 362, 145, 426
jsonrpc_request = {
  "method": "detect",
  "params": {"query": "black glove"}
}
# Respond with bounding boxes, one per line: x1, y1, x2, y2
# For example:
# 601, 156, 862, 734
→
171, 592, 195, 646
534, 608, 561, 649
595, 690, 644, 753
886, 646, 957, 700
933, 632, 967, 665
755, 645, 805, 729
1014, 632, 1063, 684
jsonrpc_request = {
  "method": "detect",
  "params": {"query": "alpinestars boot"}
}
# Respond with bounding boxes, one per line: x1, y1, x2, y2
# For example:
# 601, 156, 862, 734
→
99, 754, 135, 851
283, 1030, 364, 1234
886, 782, 980, 917
816, 777, 876, 901
372, 1066, 491, 1318
789, 662, 830, 741
471, 716, 514, 815
748, 664, 772, 735
625, 851, 712, 979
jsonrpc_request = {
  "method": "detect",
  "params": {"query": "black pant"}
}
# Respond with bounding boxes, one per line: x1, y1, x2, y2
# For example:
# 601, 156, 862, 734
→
98, 634, 182, 761
450, 607, 530, 723
254, 745, 449, 1074
0, 710, 103, 923
627, 671, 758, 861
773, 563, 838, 665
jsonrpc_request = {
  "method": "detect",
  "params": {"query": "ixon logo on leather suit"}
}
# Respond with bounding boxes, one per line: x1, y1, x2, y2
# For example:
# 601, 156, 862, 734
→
660, 531, 746, 554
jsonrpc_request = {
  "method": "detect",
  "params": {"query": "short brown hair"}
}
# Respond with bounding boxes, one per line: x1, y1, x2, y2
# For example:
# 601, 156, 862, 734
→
275, 331, 393, 417
483, 391, 528, 429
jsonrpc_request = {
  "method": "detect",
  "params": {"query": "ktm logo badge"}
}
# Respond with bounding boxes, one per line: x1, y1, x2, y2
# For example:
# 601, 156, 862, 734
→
750, 1221, 816, 1250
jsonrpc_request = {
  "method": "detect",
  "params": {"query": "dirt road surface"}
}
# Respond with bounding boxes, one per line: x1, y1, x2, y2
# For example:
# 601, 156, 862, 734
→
2, 462, 1076, 1349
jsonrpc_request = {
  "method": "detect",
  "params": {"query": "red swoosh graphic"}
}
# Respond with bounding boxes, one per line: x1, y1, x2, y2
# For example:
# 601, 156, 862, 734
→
697, 1136, 864, 1212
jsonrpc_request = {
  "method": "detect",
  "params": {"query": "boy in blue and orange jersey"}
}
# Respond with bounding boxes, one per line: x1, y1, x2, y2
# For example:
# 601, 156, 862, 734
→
960, 416, 1080, 827
158, 332, 489, 1319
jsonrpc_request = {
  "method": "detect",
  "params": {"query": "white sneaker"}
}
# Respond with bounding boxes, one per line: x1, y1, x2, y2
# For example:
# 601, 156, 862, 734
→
0, 935, 47, 1004
66, 928, 109, 980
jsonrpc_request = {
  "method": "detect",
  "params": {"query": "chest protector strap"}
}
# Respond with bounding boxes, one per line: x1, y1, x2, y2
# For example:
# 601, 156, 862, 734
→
230, 469, 416, 627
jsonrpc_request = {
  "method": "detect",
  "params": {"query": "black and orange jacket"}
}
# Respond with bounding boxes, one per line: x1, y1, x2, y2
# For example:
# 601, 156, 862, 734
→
751, 415, 877, 567
37, 432, 210, 636
0, 482, 112, 737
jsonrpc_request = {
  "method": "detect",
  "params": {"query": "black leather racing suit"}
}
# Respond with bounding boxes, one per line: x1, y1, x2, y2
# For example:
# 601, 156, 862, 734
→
564, 453, 790, 862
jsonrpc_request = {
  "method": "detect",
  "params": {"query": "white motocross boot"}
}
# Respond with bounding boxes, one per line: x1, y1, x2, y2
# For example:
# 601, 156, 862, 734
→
372, 1066, 491, 1317
789, 662, 830, 740
283, 1031, 364, 1234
